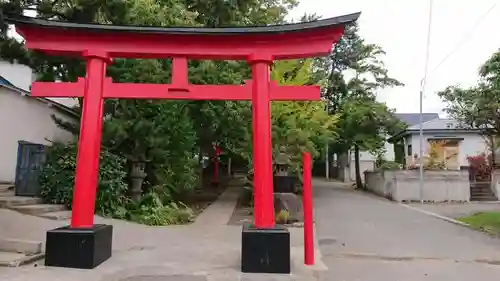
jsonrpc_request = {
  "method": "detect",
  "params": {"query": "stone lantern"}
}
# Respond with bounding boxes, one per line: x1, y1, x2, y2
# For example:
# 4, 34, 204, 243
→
275, 146, 291, 176
273, 146, 295, 193
130, 160, 147, 202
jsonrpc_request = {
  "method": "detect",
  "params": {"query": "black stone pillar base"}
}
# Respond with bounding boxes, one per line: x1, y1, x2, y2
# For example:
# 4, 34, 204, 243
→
241, 224, 291, 274
45, 224, 113, 269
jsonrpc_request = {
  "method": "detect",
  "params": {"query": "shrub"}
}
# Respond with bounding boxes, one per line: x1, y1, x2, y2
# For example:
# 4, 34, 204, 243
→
275, 210, 290, 224
379, 161, 402, 170
40, 142, 196, 225
39, 142, 129, 217
467, 153, 491, 181
127, 193, 195, 225
375, 155, 402, 170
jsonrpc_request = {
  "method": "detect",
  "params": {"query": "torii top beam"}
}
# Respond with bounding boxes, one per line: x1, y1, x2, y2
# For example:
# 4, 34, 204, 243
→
6, 13, 360, 60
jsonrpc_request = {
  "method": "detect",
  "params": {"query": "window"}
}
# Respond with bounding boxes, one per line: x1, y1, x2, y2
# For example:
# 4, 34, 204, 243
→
407, 145, 412, 156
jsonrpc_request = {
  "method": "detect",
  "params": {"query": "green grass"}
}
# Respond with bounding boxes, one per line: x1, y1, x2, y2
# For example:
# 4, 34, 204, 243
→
458, 212, 500, 235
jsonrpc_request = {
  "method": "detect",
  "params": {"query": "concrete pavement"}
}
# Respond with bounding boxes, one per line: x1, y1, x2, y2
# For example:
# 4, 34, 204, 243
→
313, 179, 500, 280
0, 186, 318, 281
4, 177, 500, 280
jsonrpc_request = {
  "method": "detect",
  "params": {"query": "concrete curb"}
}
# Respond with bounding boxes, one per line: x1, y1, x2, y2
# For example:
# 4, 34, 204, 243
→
0, 253, 45, 267
398, 203, 470, 227
311, 222, 328, 271
0, 238, 42, 255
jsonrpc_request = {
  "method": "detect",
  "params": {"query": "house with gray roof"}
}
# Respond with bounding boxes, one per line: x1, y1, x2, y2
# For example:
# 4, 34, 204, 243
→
388, 117, 487, 170
339, 113, 487, 182
394, 113, 440, 127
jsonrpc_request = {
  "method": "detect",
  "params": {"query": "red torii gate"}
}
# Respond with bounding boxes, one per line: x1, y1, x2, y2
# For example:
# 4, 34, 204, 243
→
7, 13, 359, 272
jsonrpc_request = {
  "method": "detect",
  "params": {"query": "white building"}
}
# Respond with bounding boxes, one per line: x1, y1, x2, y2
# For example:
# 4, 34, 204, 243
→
389, 118, 488, 169
338, 113, 488, 181
0, 61, 78, 187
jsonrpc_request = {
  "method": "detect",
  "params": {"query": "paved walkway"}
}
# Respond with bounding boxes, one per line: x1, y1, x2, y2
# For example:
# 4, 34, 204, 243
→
313, 179, 500, 280
0, 186, 317, 281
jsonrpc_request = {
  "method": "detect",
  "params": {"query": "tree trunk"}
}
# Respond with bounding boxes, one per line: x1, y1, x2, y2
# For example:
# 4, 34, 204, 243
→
354, 145, 363, 189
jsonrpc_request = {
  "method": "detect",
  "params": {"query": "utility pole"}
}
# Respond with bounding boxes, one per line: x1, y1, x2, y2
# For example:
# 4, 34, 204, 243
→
419, 0, 433, 203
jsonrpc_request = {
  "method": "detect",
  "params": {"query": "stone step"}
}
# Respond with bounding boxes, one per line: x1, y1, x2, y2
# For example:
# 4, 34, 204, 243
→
0, 238, 42, 255
0, 184, 13, 193
0, 190, 14, 197
471, 185, 493, 189
36, 210, 72, 220
471, 192, 497, 197
471, 189, 495, 193
9, 204, 66, 215
470, 192, 496, 197
471, 198, 498, 202
0, 196, 43, 208
471, 194, 498, 200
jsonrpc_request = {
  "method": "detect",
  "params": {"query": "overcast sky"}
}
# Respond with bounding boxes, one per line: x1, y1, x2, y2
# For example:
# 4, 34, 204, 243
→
290, 0, 500, 115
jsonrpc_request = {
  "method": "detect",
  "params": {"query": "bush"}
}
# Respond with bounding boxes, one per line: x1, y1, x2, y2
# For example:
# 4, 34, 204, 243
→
378, 161, 402, 170
467, 153, 491, 181
39, 142, 129, 217
40, 142, 196, 225
127, 193, 195, 226
375, 155, 402, 170
275, 210, 290, 224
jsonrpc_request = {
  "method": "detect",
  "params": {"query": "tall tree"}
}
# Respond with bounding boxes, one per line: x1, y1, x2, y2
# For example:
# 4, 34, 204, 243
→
438, 50, 500, 165
234, 59, 337, 176
322, 22, 404, 186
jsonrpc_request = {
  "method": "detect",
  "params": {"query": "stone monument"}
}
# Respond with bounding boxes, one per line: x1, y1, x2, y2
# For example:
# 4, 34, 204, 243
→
273, 147, 303, 223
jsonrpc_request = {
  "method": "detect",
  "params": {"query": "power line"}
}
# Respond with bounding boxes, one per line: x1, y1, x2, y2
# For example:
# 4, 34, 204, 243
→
429, 2, 498, 76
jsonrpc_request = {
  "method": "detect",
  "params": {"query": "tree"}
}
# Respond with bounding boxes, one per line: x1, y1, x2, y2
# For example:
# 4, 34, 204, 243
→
322, 22, 404, 187
337, 96, 404, 188
438, 50, 500, 166
233, 59, 336, 178
270, 59, 336, 171
0, 0, 310, 192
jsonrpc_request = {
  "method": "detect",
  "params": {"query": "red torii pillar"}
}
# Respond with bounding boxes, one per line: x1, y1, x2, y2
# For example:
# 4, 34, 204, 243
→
8, 12, 359, 272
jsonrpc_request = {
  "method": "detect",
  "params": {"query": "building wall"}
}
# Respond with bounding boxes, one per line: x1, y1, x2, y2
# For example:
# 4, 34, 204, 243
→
0, 61, 34, 92
342, 135, 395, 182
383, 141, 395, 162
0, 60, 78, 108
355, 135, 395, 162
365, 169, 470, 202
405, 132, 488, 167
349, 159, 375, 182
0, 88, 77, 182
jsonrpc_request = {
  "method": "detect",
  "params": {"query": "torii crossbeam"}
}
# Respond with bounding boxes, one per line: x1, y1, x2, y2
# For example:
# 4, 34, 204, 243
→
6, 12, 360, 272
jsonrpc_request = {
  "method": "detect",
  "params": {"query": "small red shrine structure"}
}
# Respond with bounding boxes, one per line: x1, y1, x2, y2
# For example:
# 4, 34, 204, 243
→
6, 12, 359, 272
212, 144, 222, 185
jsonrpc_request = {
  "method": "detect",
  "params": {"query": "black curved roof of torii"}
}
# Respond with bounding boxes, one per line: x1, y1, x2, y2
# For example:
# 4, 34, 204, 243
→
4, 12, 360, 35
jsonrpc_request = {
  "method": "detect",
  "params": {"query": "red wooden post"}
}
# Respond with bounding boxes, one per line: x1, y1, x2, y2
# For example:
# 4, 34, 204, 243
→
249, 54, 275, 228
212, 145, 221, 184
302, 151, 314, 265
71, 51, 110, 228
